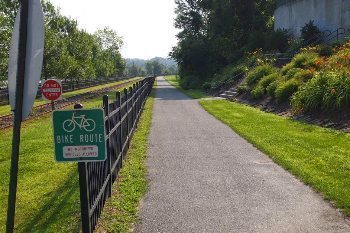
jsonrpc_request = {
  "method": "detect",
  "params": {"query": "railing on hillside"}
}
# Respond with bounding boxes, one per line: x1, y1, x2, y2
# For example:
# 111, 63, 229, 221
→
78, 76, 155, 233
0, 77, 129, 106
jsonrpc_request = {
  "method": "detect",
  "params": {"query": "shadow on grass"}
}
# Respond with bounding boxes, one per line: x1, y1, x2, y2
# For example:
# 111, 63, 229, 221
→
20, 169, 81, 233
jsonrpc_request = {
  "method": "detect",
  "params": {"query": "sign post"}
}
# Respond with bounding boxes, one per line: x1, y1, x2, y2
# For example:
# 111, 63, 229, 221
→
6, 0, 44, 232
41, 79, 62, 110
52, 109, 106, 162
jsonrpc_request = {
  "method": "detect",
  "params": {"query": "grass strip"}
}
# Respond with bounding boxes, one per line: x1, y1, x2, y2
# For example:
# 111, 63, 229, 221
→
96, 92, 154, 233
200, 99, 350, 216
0, 77, 140, 116
164, 75, 208, 99
0, 83, 138, 232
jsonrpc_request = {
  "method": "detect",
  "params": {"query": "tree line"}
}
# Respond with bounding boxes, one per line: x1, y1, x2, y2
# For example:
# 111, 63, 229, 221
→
171, 0, 276, 88
125, 57, 178, 77
0, 0, 125, 83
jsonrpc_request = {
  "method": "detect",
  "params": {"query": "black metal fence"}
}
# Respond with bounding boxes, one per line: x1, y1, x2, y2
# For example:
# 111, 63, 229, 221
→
78, 76, 155, 233
0, 77, 129, 105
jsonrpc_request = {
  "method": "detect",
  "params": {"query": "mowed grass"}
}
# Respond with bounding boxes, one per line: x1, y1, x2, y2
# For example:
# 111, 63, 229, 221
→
164, 75, 208, 99
97, 92, 154, 232
200, 100, 350, 216
0, 77, 140, 116
0, 82, 139, 232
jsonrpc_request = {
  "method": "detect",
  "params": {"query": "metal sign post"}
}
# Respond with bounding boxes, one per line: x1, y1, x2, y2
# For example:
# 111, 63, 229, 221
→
6, 0, 44, 232
6, 1, 29, 232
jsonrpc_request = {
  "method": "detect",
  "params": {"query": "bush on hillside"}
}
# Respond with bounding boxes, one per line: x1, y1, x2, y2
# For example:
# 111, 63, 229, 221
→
291, 71, 350, 113
275, 78, 301, 103
245, 64, 276, 87
293, 69, 314, 82
281, 52, 318, 74
258, 73, 280, 89
267, 81, 278, 97
291, 72, 328, 113
251, 86, 265, 99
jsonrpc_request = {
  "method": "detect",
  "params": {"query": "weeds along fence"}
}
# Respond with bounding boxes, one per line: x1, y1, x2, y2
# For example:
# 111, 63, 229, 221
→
0, 77, 129, 105
78, 76, 155, 233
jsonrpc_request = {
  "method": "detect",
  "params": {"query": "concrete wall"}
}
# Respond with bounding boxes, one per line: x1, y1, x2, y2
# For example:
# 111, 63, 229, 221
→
274, 0, 350, 37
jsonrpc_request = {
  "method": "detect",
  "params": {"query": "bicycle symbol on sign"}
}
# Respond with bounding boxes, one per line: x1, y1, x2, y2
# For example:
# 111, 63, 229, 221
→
62, 113, 96, 132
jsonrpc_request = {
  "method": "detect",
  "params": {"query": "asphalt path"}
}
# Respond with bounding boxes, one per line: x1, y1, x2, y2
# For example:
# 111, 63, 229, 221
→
134, 77, 350, 233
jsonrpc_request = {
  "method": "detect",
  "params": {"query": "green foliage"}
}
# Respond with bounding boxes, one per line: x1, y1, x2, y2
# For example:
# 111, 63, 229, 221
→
292, 71, 350, 113
266, 80, 278, 96
275, 78, 301, 103
208, 65, 245, 90
249, 73, 280, 98
171, 0, 277, 88
245, 64, 276, 87
251, 85, 265, 99
293, 69, 314, 82
284, 68, 304, 80
301, 20, 321, 44
247, 30, 290, 53
281, 52, 318, 74
0, 1, 125, 81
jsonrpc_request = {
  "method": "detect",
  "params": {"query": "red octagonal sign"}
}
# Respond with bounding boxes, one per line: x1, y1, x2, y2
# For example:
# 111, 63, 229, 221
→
42, 79, 62, 101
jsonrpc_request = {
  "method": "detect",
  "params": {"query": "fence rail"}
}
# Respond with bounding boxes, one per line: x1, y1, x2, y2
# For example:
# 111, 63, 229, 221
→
78, 76, 155, 233
0, 77, 129, 105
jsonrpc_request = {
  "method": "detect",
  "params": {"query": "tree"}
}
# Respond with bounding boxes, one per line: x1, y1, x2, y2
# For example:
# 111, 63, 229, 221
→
171, 0, 277, 89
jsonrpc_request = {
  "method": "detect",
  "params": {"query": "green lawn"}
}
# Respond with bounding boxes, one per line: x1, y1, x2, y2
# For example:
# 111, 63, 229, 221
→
200, 99, 350, 216
164, 75, 209, 99
0, 82, 141, 232
97, 92, 154, 232
0, 77, 140, 116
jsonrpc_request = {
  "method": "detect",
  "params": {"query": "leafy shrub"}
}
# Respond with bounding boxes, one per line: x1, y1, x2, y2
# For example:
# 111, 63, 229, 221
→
284, 68, 304, 80
251, 86, 265, 99
245, 64, 276, 87
301, 20, 321, 44
264, 29, 290, 53
267, 81, 278, 97
258, 73, 280, 89
275, 78, 301, 103
293, 69, 314, 82
202, 82, 211, 91
291, 73, 327, 113
322, 72, 350, 110
281, 52, 318, 74
179, 75, 203, 89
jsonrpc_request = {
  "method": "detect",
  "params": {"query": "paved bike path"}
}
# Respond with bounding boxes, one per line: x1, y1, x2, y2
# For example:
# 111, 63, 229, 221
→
135, 77, 350, 233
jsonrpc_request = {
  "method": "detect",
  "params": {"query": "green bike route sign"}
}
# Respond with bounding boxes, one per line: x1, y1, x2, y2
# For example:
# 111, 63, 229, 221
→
52, 109, 106, 162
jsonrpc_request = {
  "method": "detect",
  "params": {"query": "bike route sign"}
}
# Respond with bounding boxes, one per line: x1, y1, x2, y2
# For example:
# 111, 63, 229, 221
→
52, 109, 106, 162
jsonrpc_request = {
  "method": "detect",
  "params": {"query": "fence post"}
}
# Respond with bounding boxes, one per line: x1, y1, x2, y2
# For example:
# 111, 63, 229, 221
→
75, 103, 92, 233
103, 95, 113, 197
124, 88, 129, 143
129, 84, 135, 130
116, 91, 123, 168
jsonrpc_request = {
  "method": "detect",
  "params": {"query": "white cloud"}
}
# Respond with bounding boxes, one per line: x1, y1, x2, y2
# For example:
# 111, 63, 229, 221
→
49, 0, 179, 59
